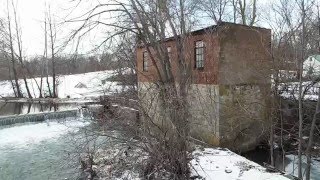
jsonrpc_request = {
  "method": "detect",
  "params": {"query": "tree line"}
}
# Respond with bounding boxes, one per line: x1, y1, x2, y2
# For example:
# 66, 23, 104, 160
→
0, 0, 116, 98
0, 53, 116, 81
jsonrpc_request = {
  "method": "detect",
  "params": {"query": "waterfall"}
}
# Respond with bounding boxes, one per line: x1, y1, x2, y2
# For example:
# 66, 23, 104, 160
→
0, 109, 79, 126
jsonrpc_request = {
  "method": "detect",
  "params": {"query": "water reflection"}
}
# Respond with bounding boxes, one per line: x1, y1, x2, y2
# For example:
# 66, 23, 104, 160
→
0, 102, 78, 117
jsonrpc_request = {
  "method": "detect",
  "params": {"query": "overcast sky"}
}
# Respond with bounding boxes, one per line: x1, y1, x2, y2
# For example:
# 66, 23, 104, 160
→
0, 0, 105, 56
0, 0, 272, 57
0, 0, 61, 56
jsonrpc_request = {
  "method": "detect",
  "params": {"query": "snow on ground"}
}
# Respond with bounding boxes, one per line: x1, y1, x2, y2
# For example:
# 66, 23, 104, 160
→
277, 81, 320, 101
0, 70, 125, 99
191, 148, 290, 180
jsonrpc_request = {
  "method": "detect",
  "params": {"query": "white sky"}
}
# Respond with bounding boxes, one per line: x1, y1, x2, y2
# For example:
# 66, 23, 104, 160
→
0, 0, 274, 57
0, 0, 105, 57
0, 0, 62, 56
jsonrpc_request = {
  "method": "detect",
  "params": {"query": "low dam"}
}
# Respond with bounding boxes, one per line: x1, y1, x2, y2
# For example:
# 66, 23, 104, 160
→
0, 109, 79, 126
0, 103, 96, 180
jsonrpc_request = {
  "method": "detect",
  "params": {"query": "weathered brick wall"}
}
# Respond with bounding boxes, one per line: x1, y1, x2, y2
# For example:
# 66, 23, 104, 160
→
136, 31, 220, 84
218, 24, 271, 85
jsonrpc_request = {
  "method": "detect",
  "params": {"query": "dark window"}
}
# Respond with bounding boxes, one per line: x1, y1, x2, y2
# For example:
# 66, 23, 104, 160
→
143, 51, 148, 71
167, 46, 172, 62
166, 47, 172, 72
195, 41, 204, 69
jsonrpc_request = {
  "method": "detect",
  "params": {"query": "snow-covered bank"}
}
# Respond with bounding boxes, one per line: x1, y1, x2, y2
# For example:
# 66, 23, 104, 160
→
0, 97, 99, 104
191, 148, 290, 180
278, 81, 320, 101
0, 70, 124, 99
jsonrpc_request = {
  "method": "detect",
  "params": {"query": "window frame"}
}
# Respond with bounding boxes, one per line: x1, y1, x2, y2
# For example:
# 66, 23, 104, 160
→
143, 51, 148, 72
167, 46, 172, 62
194, 40, 205, 70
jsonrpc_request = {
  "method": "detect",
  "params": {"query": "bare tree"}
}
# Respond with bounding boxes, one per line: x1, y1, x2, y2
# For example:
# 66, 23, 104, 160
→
198, 0, 230, 23
200, 0, 257, 26
47, 7, 58, 98
44, 12, 52, 98
11, 0, 32, 98
66, 0, 200, 177
236, 0, 257, 26
232, 0, 238, 23
297, 0, 306, 178
6, 0, 22, 98
305, 5, 320, 180
266, 0, 317, 178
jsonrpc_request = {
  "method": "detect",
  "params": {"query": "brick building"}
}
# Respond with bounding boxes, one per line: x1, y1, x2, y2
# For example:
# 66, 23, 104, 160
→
136, 22, 272, 151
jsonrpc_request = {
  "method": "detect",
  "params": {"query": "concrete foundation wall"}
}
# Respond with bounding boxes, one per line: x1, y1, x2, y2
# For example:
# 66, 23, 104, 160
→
188, 84, 220, 145
138, 82, 270, 151
138, 82, 221, 144
138, 82, 174, 131
218, 84, 270, 151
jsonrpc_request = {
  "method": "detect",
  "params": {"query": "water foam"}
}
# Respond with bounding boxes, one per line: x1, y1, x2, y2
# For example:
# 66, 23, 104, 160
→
0, 118, 89, 148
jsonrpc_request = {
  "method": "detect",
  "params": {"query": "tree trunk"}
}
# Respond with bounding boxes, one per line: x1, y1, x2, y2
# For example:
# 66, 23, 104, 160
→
305, 88, 320, 180
305, 6, 320, 180
298, 1, 306, 178
44, 16, 52, 98
39, 71, 43, 98
5, 53, 17, 97
232, 0, 237, 23
22, 76, 32, 98
12, 0, 32, 98
7, 0, 22, 98
49, 14, 57, 98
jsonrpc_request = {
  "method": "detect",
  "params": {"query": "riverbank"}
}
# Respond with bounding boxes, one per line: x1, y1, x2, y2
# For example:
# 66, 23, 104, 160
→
190, 148, 292, 180
0, 70, 124, 99
0, 97, 99, 104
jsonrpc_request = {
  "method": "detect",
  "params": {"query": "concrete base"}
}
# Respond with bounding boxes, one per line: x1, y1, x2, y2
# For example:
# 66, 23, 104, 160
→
138, 82, 270, 152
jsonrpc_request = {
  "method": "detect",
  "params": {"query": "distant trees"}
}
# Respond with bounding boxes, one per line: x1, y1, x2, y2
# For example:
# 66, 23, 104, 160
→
237, 0, 257, 26
0, 1, 118, 98
0, 0, 24, 98
198, 0, 230, 23
0, 54, 114, 81
197, 0, 258, 26
26, 54, 113, 77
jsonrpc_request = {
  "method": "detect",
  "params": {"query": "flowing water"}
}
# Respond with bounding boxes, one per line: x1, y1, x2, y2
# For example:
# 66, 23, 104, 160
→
243, 147, 320, 179
0, 113, 91, 180
0, 102, 141, 180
